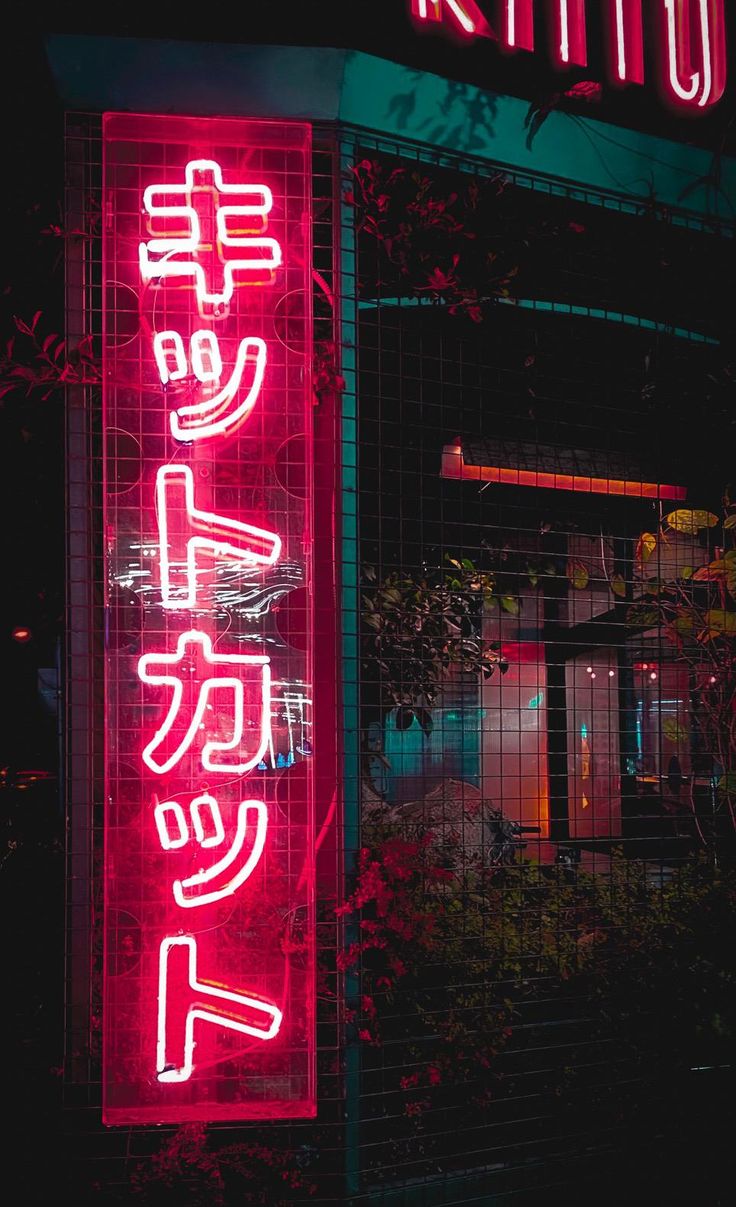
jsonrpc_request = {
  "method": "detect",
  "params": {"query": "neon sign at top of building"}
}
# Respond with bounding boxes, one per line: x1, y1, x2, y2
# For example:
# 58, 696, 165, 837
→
410, 1, 727, 112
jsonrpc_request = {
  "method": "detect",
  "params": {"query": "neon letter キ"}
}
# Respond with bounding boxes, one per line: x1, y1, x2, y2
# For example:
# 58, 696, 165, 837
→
156, 465, 280, 609
139, 159, 282, 311
410, 0, 491, 37
137, 630, 271, 776
661, 0, 726, 109
157, 936, 282, 1083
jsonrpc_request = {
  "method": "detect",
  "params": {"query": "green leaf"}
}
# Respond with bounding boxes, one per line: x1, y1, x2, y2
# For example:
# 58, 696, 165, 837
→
664, 509, 719, 534
567, 560, 589, 590
671, 610, 695, 636
680, 565, 693, 580
723, 514, 736, 529
636, 532, 657, 564
500, 595, 520, 615
611, 574, 627, 598
627, 605, 658, 627
692, 560, 724, 582
645, 577, 667, 596
704, 609, 736, 635
662, 718, 687, 744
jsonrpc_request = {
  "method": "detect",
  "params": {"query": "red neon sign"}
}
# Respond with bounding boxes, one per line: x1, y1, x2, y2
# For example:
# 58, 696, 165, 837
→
103, 113, 315, 1123
410, 0, 727, 111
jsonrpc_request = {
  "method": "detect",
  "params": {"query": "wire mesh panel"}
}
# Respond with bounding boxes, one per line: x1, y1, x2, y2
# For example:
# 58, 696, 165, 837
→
102, 113, 315, 1124
344, 130, 736, 1202
65, 112, 346, 1201
65, 106, 736, 1201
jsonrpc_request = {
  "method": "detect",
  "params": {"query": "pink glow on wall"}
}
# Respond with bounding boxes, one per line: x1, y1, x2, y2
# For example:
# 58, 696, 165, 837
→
103, 113, 314, 1124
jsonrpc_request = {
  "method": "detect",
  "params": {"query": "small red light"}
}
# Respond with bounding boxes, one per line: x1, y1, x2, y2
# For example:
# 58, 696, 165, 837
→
11, 627, 31, 643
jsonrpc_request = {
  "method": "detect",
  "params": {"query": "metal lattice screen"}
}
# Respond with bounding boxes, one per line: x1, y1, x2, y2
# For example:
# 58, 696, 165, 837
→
62, 115, 346, 1202
342, 128, 736, 1204
62, 113, 736, 1205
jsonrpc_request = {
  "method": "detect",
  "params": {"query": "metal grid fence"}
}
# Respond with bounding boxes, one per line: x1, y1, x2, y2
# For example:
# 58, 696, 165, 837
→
63, 114, 736, 1204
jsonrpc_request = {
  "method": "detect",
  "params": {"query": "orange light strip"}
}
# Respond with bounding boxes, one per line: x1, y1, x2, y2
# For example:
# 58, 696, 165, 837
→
441, 445, 687, 501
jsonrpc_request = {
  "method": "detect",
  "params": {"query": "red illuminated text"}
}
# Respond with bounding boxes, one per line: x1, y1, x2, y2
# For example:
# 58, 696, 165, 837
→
410, 0, 727, 110
103, 115, 315, 1123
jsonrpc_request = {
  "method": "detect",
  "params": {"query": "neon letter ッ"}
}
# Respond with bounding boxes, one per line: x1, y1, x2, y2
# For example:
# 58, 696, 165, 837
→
156, 465, 280, 609
154, 794, 269, 908
154, 331, 268, 442
157, 936, 282, 1083
138, 630, 271, 776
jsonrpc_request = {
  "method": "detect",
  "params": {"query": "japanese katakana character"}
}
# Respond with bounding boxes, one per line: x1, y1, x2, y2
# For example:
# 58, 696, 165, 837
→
157, 936, 282, 1083
154, 793, 268, 909
138, 630, 271, 776
156, 466, 280, 609
139, 159, 282, 313
153, 330, 268, 442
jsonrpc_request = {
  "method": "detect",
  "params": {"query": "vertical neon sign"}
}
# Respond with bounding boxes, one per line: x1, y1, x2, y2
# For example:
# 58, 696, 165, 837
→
102, 114, 315, 1123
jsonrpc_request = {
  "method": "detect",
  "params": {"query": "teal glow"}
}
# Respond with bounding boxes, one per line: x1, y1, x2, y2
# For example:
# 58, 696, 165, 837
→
528, 692, 544, 710
581, 723, 588, 740
635, 702, 644, 757
357, 295, 718, 346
